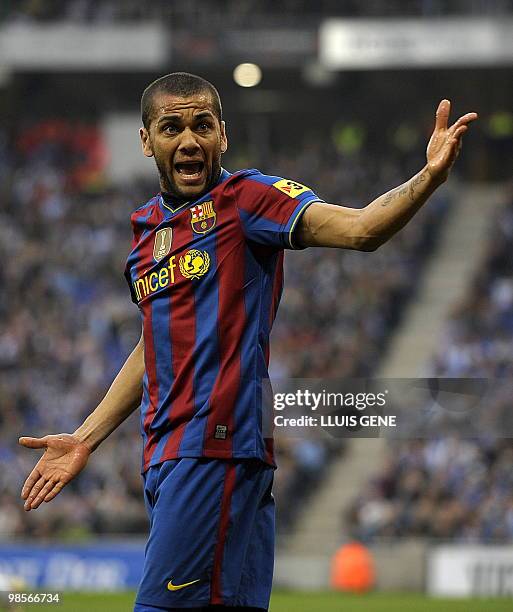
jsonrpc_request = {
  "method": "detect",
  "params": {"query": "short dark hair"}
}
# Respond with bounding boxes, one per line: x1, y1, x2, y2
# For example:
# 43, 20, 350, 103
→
141, 72, 222, 130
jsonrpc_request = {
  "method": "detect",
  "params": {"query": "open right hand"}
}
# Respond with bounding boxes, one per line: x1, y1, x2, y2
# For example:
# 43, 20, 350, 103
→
426, 99, 478, 184
19, 434, 91, 511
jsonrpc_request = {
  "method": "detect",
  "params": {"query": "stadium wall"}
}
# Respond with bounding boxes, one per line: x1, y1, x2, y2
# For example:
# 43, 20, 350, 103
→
6, 539, 510, 595
0, 541, 426, 592
1, 541, 424, 592
275, 541, 426, 592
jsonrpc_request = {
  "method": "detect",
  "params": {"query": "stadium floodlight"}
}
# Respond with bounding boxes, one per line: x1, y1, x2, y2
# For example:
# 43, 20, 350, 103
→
233, 63, 262, 87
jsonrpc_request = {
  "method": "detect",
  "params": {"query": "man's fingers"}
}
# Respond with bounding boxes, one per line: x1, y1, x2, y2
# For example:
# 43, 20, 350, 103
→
435, 99, 451, 131
21, 467, 42, 500
452, 125, 468, 141
19, 436, 49, 450
23, 473, 67, 509
44, 481, 65, 503
30, 479, 56, 509
445, 129, 465, 164
459, 112, 478, 124
24, 475, 47, 510
450, 112, 478, 132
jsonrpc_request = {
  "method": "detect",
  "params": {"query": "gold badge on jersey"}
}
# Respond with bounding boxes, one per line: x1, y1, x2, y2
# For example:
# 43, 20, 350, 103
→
272, 179, 310, 198
190, 201, 216, 234
153, 227, 173, 261
179, 249, 210, 280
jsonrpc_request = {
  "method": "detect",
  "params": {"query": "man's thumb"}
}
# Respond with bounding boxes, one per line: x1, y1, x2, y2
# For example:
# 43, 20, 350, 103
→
18, 436, 48, 449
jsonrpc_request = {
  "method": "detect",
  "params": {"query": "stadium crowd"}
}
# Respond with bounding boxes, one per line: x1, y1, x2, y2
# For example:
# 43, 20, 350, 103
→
1, 0, 510, 24
348, 191, 513, 542
0, 117, 447, 540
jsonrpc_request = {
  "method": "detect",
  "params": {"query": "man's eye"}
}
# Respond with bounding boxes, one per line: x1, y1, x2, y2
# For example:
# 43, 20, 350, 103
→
164, 125, 179, 134
197, 122, 211, 132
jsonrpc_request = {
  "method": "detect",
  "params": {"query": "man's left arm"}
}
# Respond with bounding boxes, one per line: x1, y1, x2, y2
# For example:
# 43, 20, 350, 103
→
296, 100, 478, 251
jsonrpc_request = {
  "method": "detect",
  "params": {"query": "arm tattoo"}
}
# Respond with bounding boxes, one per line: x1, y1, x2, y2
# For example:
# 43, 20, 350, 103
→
381, 172, 427, 207
408, 171, 427, 202
382, 185, 408, 207
382, 190, 396, 206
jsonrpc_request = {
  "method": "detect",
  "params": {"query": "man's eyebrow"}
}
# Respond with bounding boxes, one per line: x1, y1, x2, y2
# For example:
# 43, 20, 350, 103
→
157, 114, 183, 124
156, 111, 214, 126
194, 111, 214, 120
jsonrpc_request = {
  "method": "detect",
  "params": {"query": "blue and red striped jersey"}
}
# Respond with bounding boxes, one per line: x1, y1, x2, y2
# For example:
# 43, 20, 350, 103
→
125, 168, 323, 472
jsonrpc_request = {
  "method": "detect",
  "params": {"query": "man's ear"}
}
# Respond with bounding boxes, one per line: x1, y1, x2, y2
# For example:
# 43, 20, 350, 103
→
140, 127, 154, 158
220, 121, 228, 154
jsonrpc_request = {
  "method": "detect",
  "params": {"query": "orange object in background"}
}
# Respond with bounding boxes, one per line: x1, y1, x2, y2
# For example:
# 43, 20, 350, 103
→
331, 541, 375, 593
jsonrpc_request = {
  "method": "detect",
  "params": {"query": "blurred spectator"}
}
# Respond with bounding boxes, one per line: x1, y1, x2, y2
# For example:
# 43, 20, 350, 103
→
349, 192, 513, 542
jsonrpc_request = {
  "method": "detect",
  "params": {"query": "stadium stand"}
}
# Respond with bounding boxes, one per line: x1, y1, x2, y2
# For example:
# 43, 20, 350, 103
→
348, 191, 513, 542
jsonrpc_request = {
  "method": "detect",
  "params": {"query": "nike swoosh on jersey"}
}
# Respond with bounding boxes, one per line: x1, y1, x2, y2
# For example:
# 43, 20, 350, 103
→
167, 578, 201, 591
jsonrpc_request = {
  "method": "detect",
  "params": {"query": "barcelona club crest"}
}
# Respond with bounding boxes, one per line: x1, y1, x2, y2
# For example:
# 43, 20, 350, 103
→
153, 227, 173, 261
190, 201, 216, 234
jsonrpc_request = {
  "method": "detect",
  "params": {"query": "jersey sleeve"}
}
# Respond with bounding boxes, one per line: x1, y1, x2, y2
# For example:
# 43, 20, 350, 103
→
234, 173, 323, 249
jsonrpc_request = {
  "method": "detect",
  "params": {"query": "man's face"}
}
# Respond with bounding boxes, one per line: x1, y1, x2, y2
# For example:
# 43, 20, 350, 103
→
140, 92, 228, 200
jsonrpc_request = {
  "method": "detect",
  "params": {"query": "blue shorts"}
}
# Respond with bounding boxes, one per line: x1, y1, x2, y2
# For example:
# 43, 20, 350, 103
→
134, 458, 275, 610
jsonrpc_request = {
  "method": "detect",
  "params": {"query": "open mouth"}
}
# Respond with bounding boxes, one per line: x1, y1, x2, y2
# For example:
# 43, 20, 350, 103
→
174, 161, 205, 181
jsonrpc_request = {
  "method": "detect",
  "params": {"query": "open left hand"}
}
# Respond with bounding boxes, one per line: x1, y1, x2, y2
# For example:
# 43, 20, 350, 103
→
426, 99, 478, 183
19, 433, 90, 510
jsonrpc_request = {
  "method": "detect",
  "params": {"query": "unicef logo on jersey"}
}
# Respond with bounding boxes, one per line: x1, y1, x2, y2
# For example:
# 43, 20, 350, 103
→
179, 249, 210, 280
132, 249, 210, 302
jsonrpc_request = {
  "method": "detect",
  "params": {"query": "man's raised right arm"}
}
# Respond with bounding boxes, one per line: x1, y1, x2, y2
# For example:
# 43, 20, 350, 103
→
19, 331, 145, 510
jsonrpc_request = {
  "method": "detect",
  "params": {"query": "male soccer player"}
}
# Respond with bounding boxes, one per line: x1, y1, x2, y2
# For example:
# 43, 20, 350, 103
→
19, 73, 477, 611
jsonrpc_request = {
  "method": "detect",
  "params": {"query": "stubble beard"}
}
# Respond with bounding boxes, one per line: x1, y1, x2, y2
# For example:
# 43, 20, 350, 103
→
155, 153, 223, 201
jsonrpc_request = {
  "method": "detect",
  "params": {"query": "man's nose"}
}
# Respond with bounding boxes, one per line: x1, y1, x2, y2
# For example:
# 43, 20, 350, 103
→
177, 127, 200, 154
